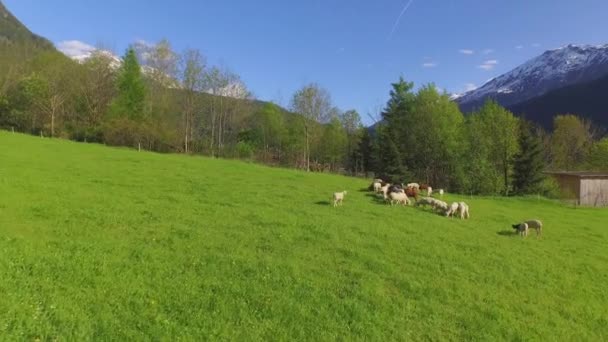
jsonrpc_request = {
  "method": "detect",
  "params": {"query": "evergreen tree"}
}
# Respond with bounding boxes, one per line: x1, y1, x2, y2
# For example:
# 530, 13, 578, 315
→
513, 120, 546, 194
111, 48, 146, 121
376, 77, 415, 180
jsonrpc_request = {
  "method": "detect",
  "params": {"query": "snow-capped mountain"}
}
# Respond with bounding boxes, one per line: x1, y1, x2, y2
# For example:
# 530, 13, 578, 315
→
457, 44, 608, 111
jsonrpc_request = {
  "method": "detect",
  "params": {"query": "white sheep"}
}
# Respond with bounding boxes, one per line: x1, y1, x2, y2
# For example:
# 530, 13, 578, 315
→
427, 186, 433, 197
333, 191, 347, 207
457, 202, 470, 220
432, 200, 448, 212
438, 189, 444, 199
445, 202, 460, 217
389, 191, 410, 206
380, 183, 391, 200
416, 197, 437, 208
406, 183, 420, 190
373, 182, 382, 193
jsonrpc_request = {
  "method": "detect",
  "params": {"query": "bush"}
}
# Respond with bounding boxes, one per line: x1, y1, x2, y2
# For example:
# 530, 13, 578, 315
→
537, 177, 561, 199
235, 141, 255, 160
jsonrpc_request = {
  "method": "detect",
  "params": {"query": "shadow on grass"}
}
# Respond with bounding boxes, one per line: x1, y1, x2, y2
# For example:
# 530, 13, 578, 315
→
315, 201, 331, 206
497, 230, 518, 237
358, 188, 371, 192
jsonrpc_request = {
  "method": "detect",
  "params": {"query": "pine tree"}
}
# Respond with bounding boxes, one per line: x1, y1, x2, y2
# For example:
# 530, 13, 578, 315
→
513, 120, 545, 194
112, 48, 146, 121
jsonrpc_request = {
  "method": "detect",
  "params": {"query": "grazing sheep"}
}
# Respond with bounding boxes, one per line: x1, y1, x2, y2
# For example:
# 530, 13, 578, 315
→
388, 184, 404, 193
427, 186, 433, 197
380, 184, 391, 200
373, 182, 382, 193
432, 200, 449, 213
407, 183, 420, 190
405, 186, 420, 201
457, 202, 470, 219
438, 189, 444, 199
416, 197, 437, 208
512, 222, 529, 237
445, 202, 460, 217
389, 191, 410, 206
333, 191, 347, 207
512, 220, 542, 237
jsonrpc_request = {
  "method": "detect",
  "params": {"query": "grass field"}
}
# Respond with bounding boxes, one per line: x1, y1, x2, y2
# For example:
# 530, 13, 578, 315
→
1, 131, 607, 340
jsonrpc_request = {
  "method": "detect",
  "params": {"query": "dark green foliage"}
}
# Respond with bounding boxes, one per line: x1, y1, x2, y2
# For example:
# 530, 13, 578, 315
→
513, 120, 546, 194
586, 138, 608, 171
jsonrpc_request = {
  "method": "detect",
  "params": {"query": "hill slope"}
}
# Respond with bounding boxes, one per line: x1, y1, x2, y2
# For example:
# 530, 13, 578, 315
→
1, 131, 607, 339
0, 1, 54, 49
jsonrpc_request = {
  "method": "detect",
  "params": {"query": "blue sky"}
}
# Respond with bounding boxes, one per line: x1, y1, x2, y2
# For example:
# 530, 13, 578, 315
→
5, 0, 608, 123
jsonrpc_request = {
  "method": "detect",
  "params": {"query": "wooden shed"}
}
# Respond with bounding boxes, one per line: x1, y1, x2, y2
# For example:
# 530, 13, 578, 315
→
546, 172, 608, 207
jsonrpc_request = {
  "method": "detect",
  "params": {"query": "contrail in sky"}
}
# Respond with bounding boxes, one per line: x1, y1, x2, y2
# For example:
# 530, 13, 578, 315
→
388, 0, 415, 41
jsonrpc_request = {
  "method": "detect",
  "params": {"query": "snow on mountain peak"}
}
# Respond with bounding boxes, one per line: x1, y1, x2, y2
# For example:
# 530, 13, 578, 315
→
457, 43, 608, 110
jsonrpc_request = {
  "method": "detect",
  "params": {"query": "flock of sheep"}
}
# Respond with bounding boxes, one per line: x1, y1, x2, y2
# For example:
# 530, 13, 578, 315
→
333, 179, 470, 219
333, 179, 543, 237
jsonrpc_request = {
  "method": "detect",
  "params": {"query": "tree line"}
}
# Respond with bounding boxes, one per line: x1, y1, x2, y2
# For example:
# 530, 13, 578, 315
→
1, 41, 607, 196
358, 78, 608, 196
0, 40, 364, 172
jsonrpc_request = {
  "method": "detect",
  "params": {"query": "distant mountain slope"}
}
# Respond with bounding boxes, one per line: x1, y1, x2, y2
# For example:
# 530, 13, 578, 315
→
457, 44, 608, 112
0, 1, 54, 49
509, 74, 608, 130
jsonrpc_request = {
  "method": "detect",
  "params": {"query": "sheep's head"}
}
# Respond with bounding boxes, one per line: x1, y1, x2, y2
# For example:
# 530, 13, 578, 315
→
511, 224, 520, 230
343, 191, 348, 195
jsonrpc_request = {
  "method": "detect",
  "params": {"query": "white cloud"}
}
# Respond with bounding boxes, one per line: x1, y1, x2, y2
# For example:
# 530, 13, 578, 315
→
422, 62, 437, 68
515, 45, 524, 49
464, 83, 477, 92
134, 39, 154, 47
459, 49, 474, 55
56, 40, 96, 59
482, 48, 494, 55
478, 59, 499, 71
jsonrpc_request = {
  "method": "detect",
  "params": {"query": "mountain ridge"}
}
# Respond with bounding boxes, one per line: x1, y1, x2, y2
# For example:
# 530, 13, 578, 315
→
0, 0, 54, 49
457, 44, 608, 113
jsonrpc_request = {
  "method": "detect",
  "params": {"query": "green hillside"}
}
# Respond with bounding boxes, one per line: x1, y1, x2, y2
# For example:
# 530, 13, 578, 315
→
1, 131, 607, 340
0, 1, 53, 49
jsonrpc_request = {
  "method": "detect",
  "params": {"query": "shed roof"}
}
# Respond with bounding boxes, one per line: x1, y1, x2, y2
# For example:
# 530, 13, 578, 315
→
545, 171, 608, 178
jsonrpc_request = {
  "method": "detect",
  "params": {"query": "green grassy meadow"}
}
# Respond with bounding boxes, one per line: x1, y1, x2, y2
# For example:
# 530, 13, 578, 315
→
1, 131, 607, 340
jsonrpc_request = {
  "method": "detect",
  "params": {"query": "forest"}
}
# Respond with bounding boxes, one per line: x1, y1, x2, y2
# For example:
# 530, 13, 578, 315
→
1, 39, 607, 196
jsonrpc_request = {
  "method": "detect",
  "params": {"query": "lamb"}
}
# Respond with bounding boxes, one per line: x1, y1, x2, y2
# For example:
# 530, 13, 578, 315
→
513, 222, 528, 237
427, 186, 433, 197
389, 191, 410, 206
373, 182, 382, 193
512, 219, 542, 237
432, 200, 449, 213
438, 189, 444, 199
445, 202, 460, 217
368, 179, 384, 191
333, 191, 347, 207
457, 202, 470, 220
